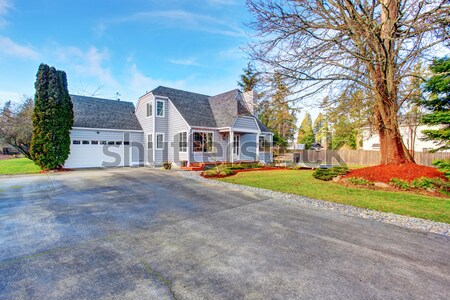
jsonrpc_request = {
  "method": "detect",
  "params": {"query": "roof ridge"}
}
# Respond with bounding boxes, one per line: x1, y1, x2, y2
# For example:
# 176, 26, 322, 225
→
151, 86, 211, 98
210, 89, 240, 99
70, 94, 134, 104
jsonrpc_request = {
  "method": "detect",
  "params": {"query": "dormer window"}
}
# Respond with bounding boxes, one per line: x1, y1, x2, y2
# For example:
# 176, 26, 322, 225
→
156, 100, 165, 117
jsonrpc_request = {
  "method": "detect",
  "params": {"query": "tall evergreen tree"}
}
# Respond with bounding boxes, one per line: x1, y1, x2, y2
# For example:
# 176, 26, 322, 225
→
313, 113, 330, 148
420, 57, 450, 152
259, 72, 297, 142
237, 62, 259, 92
30, 64, 74, 170
297, 112, 314, 149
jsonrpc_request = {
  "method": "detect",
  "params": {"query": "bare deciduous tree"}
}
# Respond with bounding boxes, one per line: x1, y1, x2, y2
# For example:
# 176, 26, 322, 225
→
0, 97, 33, 158
246, 0, 449, 164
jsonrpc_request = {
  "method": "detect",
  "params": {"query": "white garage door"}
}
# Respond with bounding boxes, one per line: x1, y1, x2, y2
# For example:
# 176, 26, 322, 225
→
64, 141, 141, 168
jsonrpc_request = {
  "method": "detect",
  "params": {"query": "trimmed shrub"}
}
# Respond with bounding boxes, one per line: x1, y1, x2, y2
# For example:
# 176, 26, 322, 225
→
388, 178, 410, 190
203, 167, 235, 177
347, 177, 374, 186
312, 166, 349, 181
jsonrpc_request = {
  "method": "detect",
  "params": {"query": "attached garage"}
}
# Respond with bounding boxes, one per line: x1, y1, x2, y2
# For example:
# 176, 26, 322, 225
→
64, 95, 144, 169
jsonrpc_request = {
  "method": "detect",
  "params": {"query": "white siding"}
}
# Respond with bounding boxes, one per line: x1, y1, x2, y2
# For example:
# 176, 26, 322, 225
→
154, 98, 168, 164
233, 116, 259, 132
167, 100, 190, 165
136, 94, 154, 164
362, 125, 444, 152
239, 133, 257, 161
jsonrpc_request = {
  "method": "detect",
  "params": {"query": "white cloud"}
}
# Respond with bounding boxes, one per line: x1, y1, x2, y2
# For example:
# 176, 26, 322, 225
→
126, 64, 186, 93
0, 36, 39, 60
218, 46, 244, 60
54, 46, 117, 86
0, 0, 12, 27
0, 90, 21, 103
115, 10, 246, 38
93, 22, 106, 37
168, 58, 199, 66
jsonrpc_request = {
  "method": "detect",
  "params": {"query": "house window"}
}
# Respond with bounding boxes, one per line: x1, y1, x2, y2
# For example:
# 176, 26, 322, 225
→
100, 141, 107, 145
179, 132, 187, 152
259, 136, 266, 152
156, 133, 164, 150
148, 134, 153, 149
193, 132, 213, 152
124, 141, 130, 145
108, 141, 115, 145
116, 141, 122, 145
156, 100, 165, 117
91, 141, 99, 145
147, 102, 152, 117
82, 140, 90, 145
73, 140, 81, 145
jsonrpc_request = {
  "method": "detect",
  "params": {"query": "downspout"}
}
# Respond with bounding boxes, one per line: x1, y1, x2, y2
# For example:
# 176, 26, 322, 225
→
230, 130, 234, 164
152, 96, 156, 166
256, 133, 260, 162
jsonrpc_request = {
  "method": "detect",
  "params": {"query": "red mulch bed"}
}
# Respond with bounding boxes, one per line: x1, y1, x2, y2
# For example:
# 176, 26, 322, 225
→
201, 167, 286, 178
40, 168, 73, 174
344, 163, 447, 183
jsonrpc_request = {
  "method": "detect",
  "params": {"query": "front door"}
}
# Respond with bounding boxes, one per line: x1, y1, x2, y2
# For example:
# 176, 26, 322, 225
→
233, 134, 240, 161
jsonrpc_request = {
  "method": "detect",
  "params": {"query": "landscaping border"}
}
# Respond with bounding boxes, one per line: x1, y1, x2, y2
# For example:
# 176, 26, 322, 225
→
178, 171, 450, 236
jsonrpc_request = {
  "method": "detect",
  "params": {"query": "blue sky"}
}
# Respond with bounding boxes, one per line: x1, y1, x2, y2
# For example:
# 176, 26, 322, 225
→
0, 0, 252, 105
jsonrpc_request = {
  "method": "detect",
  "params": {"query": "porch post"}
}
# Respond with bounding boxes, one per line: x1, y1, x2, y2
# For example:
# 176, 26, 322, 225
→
256, 133, 260, 162
230, 130, 234, 164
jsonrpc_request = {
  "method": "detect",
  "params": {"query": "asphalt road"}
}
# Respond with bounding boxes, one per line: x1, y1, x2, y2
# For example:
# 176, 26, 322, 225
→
0, 168, 449, 299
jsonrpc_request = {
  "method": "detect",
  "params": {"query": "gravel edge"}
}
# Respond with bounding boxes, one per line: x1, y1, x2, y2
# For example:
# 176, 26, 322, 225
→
178, 171, 450, 236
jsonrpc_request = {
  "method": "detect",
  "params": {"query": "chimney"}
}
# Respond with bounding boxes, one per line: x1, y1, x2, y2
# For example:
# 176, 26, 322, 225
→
242, 90, 257, 117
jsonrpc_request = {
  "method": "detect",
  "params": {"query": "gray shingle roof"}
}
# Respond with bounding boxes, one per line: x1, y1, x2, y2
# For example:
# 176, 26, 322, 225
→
71, 95, 142, 131
255, 118, 271, 133
151, 86, 272, 133
209, 89, 240, 128
151, 86, 217, 127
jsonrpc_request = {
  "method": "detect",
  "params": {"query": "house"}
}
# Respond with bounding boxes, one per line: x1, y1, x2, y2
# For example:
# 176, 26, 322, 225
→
64, 86, 273, 168
362, 123, 445, 153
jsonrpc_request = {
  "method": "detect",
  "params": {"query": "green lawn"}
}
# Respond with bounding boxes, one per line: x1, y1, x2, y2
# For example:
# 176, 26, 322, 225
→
217, 170, 450, 224
0, 158, 41, 175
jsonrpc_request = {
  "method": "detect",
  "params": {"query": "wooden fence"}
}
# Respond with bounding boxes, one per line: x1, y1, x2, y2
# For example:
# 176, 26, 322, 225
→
279, 150, 450, 167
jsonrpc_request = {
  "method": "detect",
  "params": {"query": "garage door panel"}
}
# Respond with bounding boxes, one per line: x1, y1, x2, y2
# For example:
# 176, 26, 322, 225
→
64, 145, 126, 168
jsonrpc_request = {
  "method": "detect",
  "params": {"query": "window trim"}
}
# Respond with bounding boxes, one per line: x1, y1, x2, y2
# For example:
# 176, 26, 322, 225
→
259, 135, 269, 152
147, 134, 153, 150
156, 133, 164, 150
156, 100, 165, 117
193, 131, 214, 153
179, 131, 187, 153
146, 102, 153, 118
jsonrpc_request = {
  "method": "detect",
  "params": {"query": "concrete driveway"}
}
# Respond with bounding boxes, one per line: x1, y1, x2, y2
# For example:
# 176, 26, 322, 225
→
0, 168, 449, 299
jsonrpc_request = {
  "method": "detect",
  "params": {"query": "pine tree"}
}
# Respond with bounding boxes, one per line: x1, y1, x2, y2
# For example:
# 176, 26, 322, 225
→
30, 64, 74, 170
297, 112, 314, 149
237, 62, 259, 92
313, 113, 330, 149
420, 57, 450, 152
259, 72, 297, 142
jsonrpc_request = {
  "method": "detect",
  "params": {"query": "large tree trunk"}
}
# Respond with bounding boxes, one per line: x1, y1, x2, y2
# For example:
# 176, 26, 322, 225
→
374, 0, 415, 165
375, 95, 415, 164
